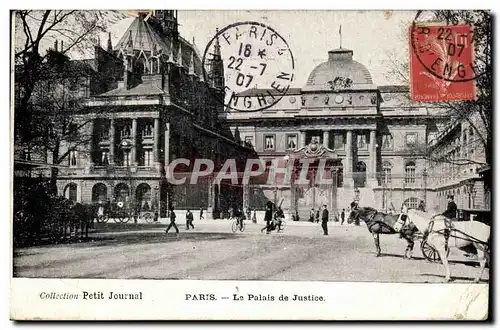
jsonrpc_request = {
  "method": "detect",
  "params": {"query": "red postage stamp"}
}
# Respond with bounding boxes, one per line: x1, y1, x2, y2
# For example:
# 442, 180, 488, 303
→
409, 24, 476, 103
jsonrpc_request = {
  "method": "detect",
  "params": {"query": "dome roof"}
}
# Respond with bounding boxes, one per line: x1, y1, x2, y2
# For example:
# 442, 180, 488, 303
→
306, 48, 373, 87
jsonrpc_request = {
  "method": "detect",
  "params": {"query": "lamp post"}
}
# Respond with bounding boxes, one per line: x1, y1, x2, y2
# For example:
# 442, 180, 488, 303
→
422, 168, 428, 210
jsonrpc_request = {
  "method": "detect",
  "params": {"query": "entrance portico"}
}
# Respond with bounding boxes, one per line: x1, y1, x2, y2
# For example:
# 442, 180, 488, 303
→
287, 137, 342, 221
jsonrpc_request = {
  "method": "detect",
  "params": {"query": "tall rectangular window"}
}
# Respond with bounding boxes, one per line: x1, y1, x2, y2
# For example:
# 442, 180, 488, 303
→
405, 162, 416, 184
334, 133, 344, 150
142, 149, 153, 166
357, 133, 368, 150
101, 150, 109, 166
286, 134, 297, 150
123, 150, 131, 166
382, 134, 393, 150
264, 135, 275, 150
69, 150, 78, 167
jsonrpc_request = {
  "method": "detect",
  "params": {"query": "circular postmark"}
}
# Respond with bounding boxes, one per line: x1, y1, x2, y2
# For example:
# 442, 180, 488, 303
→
410, 10, 487, 83
202, 21, 295, 112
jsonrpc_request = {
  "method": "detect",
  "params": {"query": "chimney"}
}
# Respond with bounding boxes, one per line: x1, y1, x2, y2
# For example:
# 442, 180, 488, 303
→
54, 40, 58, 52
61, 40, 64, 52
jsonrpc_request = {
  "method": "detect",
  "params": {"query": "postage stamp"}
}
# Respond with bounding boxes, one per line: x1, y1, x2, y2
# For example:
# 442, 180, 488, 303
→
10, 9, 491, 321
409, 12, 479, 103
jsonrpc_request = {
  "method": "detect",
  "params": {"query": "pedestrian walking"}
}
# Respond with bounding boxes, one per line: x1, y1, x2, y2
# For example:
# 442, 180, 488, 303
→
321, 205, 329, 235
315, 209, 320, 223
186, 209, 194, 230
165, 207, 179, 235
252, 209, 257, 223
246, 207, 251, 221
200, 207, 204, 220
309, 208, 315, 222
261, 201, 274, 234
340, 208, 346, 225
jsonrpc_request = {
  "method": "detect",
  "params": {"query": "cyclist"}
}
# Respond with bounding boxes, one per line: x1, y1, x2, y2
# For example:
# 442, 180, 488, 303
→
274, 206, 285, 231
234, 207, 244, 230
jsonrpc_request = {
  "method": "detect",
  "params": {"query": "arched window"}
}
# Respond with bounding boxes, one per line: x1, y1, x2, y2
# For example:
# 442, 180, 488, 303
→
382, 161, 392, 184
405, 161, 416, 184
114, 183, 130, 203
135, 183, 152, 210
64, 183, 78, 202
404, 197, 422, 209
92, 183, 108, 203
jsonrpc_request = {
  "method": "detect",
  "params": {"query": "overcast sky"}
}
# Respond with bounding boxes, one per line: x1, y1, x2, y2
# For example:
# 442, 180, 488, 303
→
104, 10, 416, 87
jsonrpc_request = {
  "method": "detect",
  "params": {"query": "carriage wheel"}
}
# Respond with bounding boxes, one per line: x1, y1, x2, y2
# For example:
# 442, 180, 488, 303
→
421, 240, 449, 262
102, 215, 109, 223
143, 212, 154, 223
421, 240, 440, 262
120, 214, 131, 223
231, 221, 238, 233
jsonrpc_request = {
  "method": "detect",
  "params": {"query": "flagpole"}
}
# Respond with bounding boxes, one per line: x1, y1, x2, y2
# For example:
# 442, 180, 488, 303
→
339, 24, 342, 49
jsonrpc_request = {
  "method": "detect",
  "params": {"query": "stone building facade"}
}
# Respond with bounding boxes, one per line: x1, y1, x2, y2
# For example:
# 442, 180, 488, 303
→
55, 11, 253, 218
426, 111, 490, 216
224, 47, 455, 220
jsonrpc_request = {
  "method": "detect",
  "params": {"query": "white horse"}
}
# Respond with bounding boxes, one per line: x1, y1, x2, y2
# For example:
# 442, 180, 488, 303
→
407, 209, 490, 283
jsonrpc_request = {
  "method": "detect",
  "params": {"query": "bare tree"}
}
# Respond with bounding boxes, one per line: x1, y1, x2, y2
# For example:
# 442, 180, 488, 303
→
13, 10, 125, 142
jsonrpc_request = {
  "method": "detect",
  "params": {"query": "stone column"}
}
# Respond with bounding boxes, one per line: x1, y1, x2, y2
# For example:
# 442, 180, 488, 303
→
131, 118, 137, 166
88, 119, 95, 170
367, 130, 378, 187
154, 118, 160, 170
344, 130, 353, 187
330, 168, 338, 220
109, 118, 115, 165
323, 130, 330, 148
164, 122, 171, 178
242, 183, 250, 219
207, 177, 214, 220
300, 130, 306, 148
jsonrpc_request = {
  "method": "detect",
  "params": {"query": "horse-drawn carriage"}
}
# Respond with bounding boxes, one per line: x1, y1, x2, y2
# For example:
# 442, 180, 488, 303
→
349, 206, 490, 282
96, 200, 156, 223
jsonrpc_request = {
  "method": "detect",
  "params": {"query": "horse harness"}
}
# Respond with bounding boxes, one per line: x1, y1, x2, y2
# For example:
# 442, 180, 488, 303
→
427, 220, 489, 250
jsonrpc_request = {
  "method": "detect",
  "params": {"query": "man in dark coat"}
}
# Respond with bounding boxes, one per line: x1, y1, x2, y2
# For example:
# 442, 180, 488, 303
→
165, 207, 179, 235
186, 209, 194, 230
418, 201, 426, 212
321, 205, 329, 235
442, 195, 458, 219
261, 201, 274, 234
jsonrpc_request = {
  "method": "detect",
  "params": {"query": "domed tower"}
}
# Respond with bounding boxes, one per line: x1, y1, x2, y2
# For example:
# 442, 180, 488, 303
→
304, 48, 374, 91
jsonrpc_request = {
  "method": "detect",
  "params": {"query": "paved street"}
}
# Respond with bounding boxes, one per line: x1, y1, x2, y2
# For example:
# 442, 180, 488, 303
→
13, 221, 489, 283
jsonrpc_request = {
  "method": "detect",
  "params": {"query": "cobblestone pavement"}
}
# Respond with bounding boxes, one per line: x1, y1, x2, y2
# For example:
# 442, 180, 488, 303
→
13, 221, 489, 283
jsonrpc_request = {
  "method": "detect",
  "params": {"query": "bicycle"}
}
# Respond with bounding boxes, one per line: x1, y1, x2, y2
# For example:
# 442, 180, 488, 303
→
231, 217, 246, 233
276, 219, 286, 232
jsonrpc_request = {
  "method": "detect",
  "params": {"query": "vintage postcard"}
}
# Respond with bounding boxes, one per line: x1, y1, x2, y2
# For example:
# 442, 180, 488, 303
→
10, 9, 491, 320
